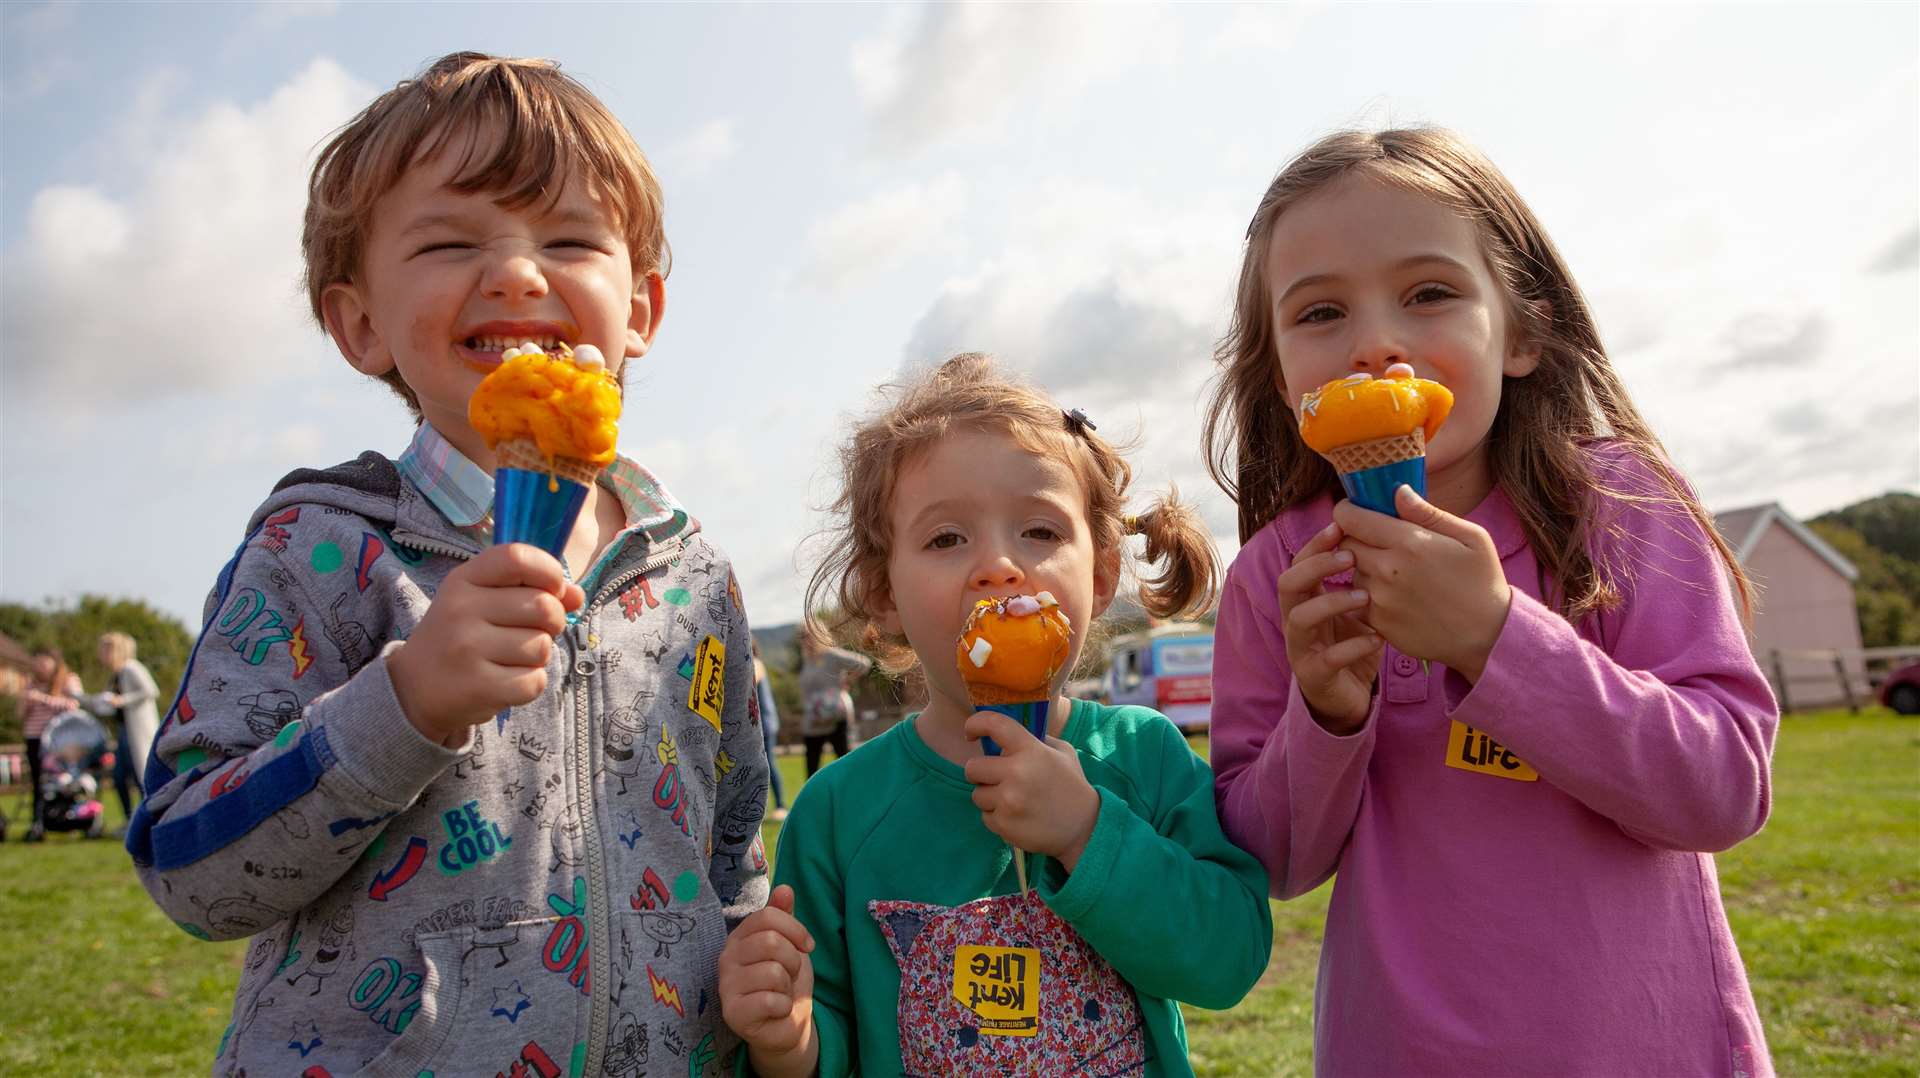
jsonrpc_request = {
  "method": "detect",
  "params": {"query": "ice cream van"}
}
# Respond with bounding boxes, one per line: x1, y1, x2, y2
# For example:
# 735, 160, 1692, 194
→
1102, 623, 1214, 732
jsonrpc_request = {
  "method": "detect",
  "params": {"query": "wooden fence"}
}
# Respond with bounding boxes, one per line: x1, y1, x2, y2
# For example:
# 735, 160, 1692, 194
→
1767, 645, 1920, 714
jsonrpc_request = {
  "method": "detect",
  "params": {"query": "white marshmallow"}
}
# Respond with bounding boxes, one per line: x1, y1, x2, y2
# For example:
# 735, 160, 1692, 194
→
968, 637, 993, 667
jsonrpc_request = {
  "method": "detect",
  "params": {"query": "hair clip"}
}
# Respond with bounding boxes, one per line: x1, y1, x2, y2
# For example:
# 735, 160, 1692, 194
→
1123, 514, 1141, 534
1063, 407, 1098, 435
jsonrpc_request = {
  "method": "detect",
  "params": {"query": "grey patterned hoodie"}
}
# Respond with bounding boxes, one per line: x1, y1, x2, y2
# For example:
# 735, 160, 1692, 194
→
126, 451, 768, 1077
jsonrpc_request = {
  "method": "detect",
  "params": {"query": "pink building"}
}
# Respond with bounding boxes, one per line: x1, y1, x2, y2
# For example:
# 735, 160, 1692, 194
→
1714, 503, 1863, 709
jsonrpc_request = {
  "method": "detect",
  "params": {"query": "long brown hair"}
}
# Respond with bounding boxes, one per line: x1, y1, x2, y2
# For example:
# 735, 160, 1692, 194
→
808, 353, 1219, 671
1201, 128, 1751, 624
31, 647, 72, 695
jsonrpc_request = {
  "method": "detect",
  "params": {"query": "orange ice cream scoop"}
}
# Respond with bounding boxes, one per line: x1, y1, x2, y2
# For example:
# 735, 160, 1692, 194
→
956, 593, 1073, 705
1297, 366, 1453, 455
469, 342, 622, 470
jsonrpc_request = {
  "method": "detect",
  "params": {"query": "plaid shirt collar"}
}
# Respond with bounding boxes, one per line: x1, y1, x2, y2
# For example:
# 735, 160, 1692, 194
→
395, 423, 688, 548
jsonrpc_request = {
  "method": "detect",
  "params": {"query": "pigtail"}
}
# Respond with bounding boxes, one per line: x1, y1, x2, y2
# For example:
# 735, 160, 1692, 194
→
1126, 486, 1218, 621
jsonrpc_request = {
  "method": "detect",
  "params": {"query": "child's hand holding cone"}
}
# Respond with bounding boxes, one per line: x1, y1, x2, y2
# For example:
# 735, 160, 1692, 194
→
963, 709, 1100, 872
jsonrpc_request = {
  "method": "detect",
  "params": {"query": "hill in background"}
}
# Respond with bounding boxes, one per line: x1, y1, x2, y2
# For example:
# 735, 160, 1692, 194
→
1809, 492, 1919, 648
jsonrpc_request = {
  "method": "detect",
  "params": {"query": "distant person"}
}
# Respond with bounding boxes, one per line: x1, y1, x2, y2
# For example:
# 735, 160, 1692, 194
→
6, 647, 82, 840
96, 631, 160, 823
753, 638, 787, 820
122, 53, 766, 1076
1205, 128, 1778, 1075
717, 354, 1270, 1077
796, 630, 871, 775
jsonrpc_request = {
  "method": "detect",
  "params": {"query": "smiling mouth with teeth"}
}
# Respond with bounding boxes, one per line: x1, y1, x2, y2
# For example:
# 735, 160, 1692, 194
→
466, 335, 567, 353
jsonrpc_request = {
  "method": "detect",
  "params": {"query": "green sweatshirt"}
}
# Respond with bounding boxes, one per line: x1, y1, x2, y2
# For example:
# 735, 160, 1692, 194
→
771, 700, 1272, 1076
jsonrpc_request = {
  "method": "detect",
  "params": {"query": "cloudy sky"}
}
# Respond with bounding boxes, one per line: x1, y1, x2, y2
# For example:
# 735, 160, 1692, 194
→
2, 2, 1915, 635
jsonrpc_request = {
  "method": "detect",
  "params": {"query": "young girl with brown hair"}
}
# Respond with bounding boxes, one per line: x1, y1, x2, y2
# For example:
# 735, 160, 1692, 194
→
718, 353, 1271, 1077
1205, 127, 1778, 1075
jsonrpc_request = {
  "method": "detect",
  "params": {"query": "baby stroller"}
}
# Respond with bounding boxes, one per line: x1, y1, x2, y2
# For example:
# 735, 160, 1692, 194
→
28, 709, 112, 841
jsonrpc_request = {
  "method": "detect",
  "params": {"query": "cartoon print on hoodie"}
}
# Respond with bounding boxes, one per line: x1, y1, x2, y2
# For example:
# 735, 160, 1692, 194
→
123, 451, 768, 1078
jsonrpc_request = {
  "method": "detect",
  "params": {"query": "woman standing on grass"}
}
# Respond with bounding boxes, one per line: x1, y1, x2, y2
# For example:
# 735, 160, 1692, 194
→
96, 632, 160, 823
797, 630, 872, 776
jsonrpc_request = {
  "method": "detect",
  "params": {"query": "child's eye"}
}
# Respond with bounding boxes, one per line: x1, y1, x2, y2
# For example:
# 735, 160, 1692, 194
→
926, 531, 964, 550
414, 242, 473, 256
1024, 525, 1063, 542
1408, 284, 1457, 305
549, 238, 608, 252
1296, 303, 1341, 325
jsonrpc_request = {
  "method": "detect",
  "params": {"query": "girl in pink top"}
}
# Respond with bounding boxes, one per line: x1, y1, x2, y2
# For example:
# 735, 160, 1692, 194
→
1203, 128, 1776, 1077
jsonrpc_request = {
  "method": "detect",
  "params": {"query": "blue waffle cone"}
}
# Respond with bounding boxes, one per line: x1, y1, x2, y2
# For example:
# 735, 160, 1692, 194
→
1338, 456, 1427, 517
978, 699, 1050, 756
493, 467, 588, 557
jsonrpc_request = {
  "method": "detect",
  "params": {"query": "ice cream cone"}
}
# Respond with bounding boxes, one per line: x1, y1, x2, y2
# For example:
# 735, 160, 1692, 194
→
468, 341, 621, 558
1328, 429, 1427, 516
1298, 367, 1450, 518
492, 437, 597, 557
957, 594, 1072, 895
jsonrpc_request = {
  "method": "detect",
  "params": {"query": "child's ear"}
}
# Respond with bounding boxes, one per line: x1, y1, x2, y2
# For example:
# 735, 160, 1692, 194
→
869, 580, 902, 637
624, 270, 667, 361
1091, 545, 1121, 620
1505, 299, 1552, 378
320, 282, 394, 377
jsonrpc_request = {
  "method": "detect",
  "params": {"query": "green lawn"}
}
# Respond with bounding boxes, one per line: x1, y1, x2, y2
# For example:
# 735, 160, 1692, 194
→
2, 711, 1913, 1074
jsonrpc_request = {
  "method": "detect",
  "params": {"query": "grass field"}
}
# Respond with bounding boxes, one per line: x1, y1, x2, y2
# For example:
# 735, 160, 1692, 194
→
0, 710, 1912, 1074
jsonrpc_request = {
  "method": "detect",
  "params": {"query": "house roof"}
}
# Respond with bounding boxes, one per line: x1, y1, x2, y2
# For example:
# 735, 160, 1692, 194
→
1713, 502, 1859, 581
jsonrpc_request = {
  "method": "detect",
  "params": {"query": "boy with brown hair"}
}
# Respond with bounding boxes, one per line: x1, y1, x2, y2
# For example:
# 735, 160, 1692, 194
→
127, 52, 767, 1077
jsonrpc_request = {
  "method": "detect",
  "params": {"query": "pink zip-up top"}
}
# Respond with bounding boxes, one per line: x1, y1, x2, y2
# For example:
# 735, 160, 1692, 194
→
1212, 446, 1777, 1077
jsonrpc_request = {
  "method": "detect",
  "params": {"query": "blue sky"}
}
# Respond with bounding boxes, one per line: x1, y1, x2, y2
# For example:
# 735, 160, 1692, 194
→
2, 2, 1916, 633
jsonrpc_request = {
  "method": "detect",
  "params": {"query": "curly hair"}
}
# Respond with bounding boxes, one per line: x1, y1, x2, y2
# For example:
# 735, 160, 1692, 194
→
807, 353, 1219, 671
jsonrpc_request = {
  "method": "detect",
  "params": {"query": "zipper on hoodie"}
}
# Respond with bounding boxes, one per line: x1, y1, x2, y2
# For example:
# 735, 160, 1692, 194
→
385, 517, 684, 1071
386, 531, 478, 563
576, 538, 680, 1074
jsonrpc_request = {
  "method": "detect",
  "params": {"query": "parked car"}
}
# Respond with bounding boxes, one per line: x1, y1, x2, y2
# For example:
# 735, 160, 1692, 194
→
1879, 660, 1920, 715
1103, 623, 1214, 733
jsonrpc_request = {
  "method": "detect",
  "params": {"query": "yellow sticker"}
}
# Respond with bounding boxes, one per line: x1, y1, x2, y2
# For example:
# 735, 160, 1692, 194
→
688, 634, 725, 732
952, 945, 1040, 1037
1445, 720, 1539, 781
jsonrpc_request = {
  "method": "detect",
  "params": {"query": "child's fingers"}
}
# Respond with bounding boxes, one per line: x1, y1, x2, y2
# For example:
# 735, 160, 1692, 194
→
734, 930, 808, 978
963, 709, 1034, 752
769, 883, 797, 915
478, 590, 571, 636
1315, 631, 1384, 672
970, 783, 1001, 815
1284, 588, 1369, 640
471, 626, 557, 670
467, 543, 570, 595
741, 906, 813, 954
961, 753, 1009, 787
733, 988, 800, 1027
1296, 521, 1345, 559
729, 957, 797, 998
1276, 547, 1354, 595
1331, 499, 1414, 549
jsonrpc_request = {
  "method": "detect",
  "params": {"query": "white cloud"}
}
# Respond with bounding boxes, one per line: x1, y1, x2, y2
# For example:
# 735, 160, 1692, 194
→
851, 5, 1176, 154
1202, 2, 1323, 56
893, 178, 1248, 562
656, 117, 740, 180
0, 58, 372, 406
797, 173, 968, 293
